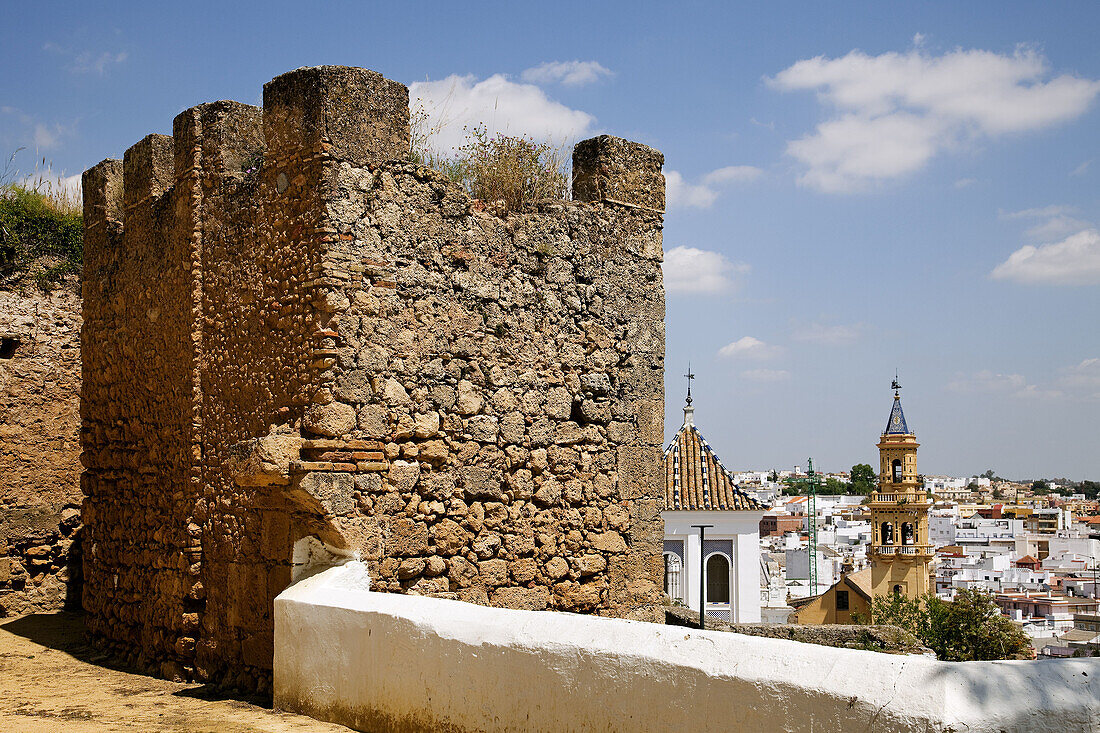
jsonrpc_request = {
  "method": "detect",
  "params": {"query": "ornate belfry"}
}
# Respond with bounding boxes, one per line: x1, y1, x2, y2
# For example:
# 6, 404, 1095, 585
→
869, 378, 933, 599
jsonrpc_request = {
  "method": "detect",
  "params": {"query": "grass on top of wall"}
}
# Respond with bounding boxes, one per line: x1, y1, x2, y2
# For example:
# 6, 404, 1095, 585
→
409, 104, 568, 213
1, 152, 83, 290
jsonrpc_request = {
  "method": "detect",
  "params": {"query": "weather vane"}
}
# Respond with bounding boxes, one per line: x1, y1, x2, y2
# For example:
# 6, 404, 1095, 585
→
892, 370, 901, 396
685, 364, 695, 405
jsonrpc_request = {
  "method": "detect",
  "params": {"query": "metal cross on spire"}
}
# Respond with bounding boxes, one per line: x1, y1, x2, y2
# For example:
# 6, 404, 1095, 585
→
892, 370, 902, 397
685, 364, 695, 406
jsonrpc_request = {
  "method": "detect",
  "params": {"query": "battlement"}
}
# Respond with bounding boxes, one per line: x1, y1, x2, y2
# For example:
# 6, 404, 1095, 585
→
80, 66, 666, 687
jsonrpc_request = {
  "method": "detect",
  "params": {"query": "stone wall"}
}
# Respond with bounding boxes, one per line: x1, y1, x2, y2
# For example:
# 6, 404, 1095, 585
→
664, 606, 932, 655
0, 284, 83, 615
80, 66, 666, 687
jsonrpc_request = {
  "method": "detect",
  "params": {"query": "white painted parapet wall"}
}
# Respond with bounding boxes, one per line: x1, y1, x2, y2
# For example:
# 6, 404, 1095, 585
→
275, 563, 1099, 732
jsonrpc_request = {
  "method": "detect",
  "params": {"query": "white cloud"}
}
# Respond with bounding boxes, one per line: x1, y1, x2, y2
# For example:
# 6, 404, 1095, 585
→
948, 369, 1068, 400
702, 166, 763, 185
791, 320, 863, 346
1023, 215, 1092, 242
73, 50, 128, 75
1014, 384, 1065, 400
991, 228, 1100, 285
1070, 160, 1091, 177
949, 361, 1100, 402
665, 165, 763, 210
61, 173, 82, 202
718, 336, 782, 360
663, 245, 747, 294
410, 74, 595, 154
0, 107, 75, 152
741, 368, 790, 382
1003, 204, 1092, 241
44, 42, 127, 75
954, 177, 976, 188
784, 111, 946, 193
1057, 358, 1100, 399
521, 61, 613, 87
665, 170, 718, 209
1003, 204, 1077, 220
769, 46, 1100, 192
33, 124, 59, 149
948, 370, 1028, 393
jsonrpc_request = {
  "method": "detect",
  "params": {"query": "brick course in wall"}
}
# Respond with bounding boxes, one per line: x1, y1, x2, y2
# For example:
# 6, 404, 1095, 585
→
80, 66, 666, 689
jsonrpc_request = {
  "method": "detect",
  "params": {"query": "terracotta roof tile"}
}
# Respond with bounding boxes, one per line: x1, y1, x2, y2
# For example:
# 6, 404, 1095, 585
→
662, 423, 765, 511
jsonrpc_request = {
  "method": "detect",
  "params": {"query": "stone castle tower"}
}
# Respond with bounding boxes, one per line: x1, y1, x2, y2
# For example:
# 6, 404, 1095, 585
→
869, 380, 933, 599
80, 66, 666, 686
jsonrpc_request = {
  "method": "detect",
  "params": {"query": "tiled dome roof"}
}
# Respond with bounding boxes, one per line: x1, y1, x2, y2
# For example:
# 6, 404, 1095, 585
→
663, 422, 766, 511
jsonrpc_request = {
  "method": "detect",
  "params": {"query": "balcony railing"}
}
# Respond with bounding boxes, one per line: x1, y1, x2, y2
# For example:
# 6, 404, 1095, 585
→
874, 544, 934, 557
870, 492, 929, 505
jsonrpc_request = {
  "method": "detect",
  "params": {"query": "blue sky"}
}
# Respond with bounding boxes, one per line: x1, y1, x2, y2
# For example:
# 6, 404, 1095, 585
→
4, 1, 1098, 479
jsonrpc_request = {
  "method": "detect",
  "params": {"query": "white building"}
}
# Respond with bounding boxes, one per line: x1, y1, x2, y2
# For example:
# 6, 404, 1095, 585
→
661, 393, 766, 623
953, 515, 1024, 557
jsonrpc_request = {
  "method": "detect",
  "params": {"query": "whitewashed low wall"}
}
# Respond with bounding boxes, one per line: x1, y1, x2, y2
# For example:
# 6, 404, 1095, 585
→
275, 563, 1099, 733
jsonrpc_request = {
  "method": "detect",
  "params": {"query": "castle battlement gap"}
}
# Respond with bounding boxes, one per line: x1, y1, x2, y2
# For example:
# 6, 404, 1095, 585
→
80, 65, 666, 688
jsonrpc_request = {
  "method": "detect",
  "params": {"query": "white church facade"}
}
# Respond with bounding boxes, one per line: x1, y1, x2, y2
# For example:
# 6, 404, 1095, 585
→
661, 384, 766, 623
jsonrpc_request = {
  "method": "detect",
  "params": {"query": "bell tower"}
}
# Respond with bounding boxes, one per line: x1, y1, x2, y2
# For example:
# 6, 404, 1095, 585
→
869, 377, 933, 600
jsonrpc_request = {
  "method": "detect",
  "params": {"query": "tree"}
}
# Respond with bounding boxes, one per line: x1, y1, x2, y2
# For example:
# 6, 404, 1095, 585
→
825, 477, 849, 494
1078, 480, 1099, 500
849, 463, 876, 495
869, 589, 1031, 661
868, 592, 928, 640
1031, 480, 1049, 493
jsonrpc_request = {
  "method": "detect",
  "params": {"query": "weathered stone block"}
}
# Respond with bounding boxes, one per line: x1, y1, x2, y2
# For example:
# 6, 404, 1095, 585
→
573, 135, 665, 211
461, 466, 504, 501
263, 66, 409, 166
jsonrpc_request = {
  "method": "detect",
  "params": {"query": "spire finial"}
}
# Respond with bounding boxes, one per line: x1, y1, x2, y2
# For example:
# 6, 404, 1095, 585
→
683, 364, 696, 426
891, 371, 901, 398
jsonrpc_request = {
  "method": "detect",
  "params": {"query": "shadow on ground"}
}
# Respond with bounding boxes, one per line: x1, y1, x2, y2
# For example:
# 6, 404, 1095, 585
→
0, 612, 271, 708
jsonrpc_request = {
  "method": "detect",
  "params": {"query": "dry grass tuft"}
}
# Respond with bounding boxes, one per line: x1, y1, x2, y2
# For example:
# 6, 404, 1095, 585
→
409, 103, 569, 212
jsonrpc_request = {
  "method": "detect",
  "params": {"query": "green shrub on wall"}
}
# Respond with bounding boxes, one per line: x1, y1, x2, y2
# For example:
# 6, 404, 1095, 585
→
0, 184, 83, 288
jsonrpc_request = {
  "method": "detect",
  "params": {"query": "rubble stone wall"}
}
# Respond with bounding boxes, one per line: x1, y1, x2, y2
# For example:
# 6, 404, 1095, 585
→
81, 135, 198, 667
0, 285, 83, 615
81, 65, 666, 686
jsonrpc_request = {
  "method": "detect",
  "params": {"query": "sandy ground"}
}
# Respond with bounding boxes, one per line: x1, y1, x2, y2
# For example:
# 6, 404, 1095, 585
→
0, 612, 352, 732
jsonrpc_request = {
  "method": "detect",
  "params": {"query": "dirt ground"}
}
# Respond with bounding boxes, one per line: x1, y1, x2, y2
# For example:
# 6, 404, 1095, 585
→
0, 612, 352, 732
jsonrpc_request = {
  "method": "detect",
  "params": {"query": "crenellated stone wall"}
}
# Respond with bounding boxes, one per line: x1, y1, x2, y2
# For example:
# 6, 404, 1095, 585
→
80, 65, 666, 688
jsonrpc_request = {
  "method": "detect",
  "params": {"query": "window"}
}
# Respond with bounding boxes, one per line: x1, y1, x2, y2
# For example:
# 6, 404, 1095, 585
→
901, 522, 914, 545
0, 337, 19, 359
836, 590, 850, 611
663, 553, 683, 602
881, 522, 894, 545
893, 584, 903, 595
706, 554, 730, 604
892, 459, 902, 483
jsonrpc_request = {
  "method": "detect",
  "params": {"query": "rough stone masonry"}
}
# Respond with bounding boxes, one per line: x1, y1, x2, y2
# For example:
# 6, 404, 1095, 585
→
0, 285, 83, 616
80, 65, 666, 689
